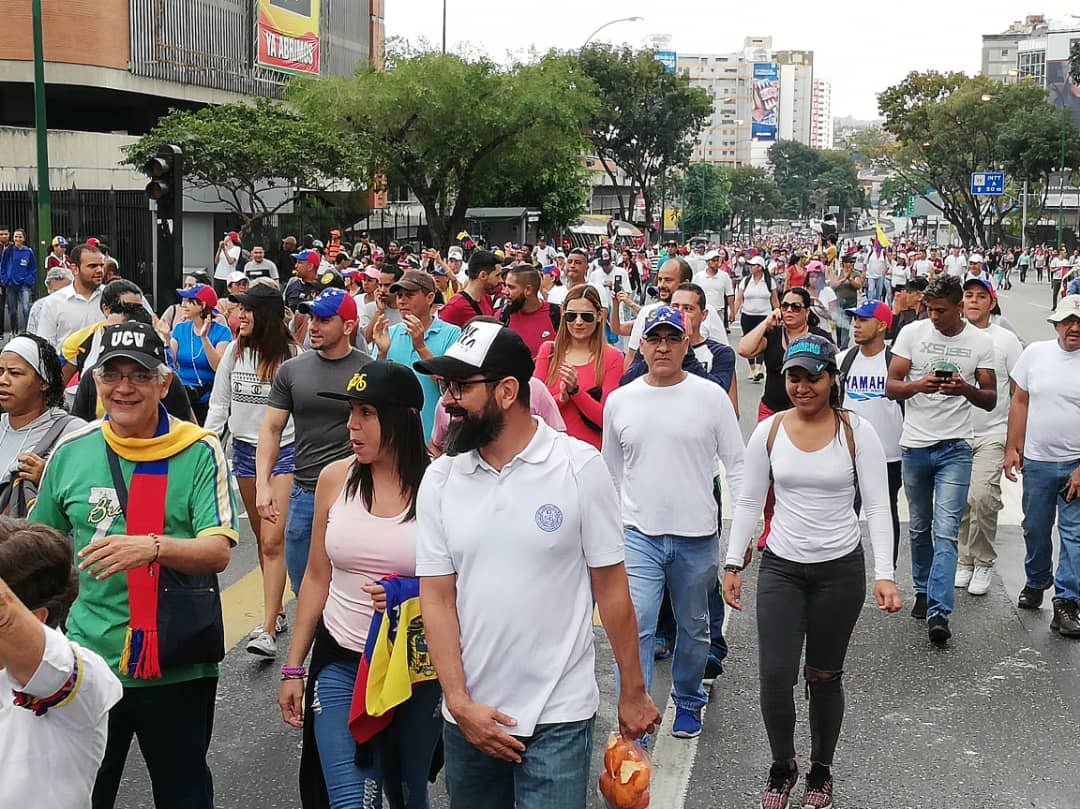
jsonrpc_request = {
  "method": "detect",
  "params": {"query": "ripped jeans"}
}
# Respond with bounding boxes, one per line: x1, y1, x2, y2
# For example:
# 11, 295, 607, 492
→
313, 660, 443, 808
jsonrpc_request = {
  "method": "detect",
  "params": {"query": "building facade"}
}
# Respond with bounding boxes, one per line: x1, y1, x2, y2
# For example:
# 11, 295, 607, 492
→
810, 79, 833, 151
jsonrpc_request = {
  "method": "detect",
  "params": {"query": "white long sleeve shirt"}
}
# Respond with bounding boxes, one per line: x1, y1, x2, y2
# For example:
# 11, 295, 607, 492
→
726, 413, 894, 581
602, 373, 744, 537
205, 343, 296, 445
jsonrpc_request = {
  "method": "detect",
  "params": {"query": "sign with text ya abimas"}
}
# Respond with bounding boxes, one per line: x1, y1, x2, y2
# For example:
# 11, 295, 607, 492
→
257, 0, 320, 75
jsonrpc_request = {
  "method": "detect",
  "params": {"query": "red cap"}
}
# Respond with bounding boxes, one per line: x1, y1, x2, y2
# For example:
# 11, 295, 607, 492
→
86, 237, 99, 246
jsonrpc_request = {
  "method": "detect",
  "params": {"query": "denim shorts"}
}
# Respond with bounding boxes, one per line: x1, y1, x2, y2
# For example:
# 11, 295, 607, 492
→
232, 439, 295, 478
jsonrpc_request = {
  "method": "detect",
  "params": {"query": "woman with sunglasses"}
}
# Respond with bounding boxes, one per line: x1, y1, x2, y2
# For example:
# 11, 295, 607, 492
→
534, 284, 623, 450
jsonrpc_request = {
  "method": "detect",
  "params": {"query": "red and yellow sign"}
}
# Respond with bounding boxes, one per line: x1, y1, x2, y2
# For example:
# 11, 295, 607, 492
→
257, 0, 320, 75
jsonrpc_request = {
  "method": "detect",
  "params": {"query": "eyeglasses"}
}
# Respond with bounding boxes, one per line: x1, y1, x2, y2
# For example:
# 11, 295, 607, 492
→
435, 376, 502, 400
95, 368, 159, 385
642, 333, 687, 346
563, 311, 597, 323
780, 302, 807, 312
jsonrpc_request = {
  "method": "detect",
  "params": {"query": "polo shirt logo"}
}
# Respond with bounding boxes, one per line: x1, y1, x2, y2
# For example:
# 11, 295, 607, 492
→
535, 504, 563, 532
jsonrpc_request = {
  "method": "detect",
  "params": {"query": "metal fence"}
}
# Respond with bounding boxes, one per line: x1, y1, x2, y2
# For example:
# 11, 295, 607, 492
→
0, 184, 153, 289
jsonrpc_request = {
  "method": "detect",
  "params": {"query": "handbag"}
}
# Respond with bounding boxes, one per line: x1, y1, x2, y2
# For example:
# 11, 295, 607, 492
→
105, 445, 225, 667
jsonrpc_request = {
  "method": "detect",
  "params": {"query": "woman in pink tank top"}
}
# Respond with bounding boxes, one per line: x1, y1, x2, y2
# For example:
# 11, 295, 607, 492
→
278, 360, 441, 808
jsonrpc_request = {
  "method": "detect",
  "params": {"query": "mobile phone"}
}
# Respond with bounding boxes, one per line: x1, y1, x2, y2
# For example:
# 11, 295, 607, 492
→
934, 369, 954, 380
614, 277, 623, 294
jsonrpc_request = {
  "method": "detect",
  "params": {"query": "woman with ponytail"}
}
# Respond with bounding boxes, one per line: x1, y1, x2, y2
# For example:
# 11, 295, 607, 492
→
723, 334, 901, 809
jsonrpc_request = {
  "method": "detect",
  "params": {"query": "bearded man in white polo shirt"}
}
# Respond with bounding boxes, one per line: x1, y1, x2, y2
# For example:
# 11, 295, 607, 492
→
414, 318, 659, 809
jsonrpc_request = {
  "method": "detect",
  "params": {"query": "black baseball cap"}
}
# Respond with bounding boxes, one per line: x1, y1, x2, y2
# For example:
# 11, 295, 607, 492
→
97, 322, 167, 370
230, 283, 285, 317
781, 334, 837, 374
414, 320, 534, 384
317, 360, 424, 410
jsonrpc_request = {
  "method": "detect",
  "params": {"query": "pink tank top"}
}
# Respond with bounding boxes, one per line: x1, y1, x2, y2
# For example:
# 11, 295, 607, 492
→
322, 483, 417, 653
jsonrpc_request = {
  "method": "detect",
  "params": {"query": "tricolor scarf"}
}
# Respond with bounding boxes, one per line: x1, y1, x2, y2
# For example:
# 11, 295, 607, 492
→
102, 404, 211, 679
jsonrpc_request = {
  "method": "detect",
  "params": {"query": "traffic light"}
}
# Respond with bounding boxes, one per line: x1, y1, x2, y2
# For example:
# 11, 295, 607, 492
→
142, 144, 184, 309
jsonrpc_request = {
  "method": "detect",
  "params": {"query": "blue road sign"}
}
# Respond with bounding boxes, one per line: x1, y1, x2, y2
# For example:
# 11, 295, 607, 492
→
971, 171, 1005, 196
655, 51, 677, 73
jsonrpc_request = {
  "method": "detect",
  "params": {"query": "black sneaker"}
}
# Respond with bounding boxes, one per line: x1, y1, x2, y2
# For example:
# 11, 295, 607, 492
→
702, 656, 724, 686
928, 615, 951, 645
1050, 598, 1080, 638
801, 763, 833, 809
911, 592, 927, 620
760, 760, 798, 809
1018, 586, 1044, 610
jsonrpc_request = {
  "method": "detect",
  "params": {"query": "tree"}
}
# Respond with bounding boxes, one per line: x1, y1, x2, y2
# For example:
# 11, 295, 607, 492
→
577, 45, 712, 235
727, 166, 783, 235
876, 71, 1080, 246
121, 97, 365, 239
768, 141, 862, 219
470, 158, 590, 235
673, 163, 731, 235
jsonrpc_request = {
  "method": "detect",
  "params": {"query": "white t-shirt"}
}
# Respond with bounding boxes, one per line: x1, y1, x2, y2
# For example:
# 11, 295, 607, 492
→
891, 319, 995, 448
971, 323, 1023, 437
359, 300, 403, 334
627, 301, 728, 351
812, 286, 837, 325
1051, 257, 1072, 280
837, 347, 904, 461
214, 245, 241, 280
545, 285, 568, 306
415, 419, 624, 737
726, 414, 894, 581
692, 270, 734, 314
890, 262, 910, 288
738, 275, 773, 316
587, 267, 632, 311
687, 253, 709, 275
912, 259, 933, 278
0, 625, 122, 809
944, 254, 967, 277
1010, 339, 1080, 462
865, 255, 887, 279
602, 373, 744, 537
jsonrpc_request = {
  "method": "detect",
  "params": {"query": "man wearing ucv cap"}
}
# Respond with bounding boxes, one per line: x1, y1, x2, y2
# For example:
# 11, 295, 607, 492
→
603, 306, 744, 741
413, 319, 660, 808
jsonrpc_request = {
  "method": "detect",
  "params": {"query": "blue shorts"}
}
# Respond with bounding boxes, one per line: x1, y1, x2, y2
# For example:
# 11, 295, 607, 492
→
232, 440, 295, 478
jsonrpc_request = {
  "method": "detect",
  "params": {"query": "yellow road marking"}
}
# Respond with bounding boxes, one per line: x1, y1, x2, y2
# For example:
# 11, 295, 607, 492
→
220, 567, 295, 650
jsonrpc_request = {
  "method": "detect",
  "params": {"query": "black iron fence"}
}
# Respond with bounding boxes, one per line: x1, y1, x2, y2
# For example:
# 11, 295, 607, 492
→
0, 184, 154, 290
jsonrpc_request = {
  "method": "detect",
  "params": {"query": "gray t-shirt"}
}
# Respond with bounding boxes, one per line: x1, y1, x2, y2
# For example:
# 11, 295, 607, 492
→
244, 259, 278, 280
267, 348, 372, 489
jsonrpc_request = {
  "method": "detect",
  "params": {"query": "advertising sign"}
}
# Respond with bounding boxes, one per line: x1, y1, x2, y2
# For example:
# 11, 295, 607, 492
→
655, 50, 677, 73
751, 63, 779, 141
257, 0, 321, 75
1046, 34, 1080, 129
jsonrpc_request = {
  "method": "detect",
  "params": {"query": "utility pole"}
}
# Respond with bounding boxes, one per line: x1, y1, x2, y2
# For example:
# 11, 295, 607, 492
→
1021, 178, 1028, 250
441, 0, 447, 54
31, 0, 51, 297
1058, 106, 1068, 249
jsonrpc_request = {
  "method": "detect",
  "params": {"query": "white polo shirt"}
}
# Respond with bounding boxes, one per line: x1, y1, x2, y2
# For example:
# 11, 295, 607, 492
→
0, 624, 122, 809
35, 284, 104, 351
416, 418, 624, 737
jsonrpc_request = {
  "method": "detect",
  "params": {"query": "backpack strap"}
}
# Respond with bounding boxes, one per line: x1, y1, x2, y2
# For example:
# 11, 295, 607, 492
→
765, 411, 785, 481
836, 410, 858, 488
31, 415, 76, 460
837, 348, 859, 407
548, 302, 561, 334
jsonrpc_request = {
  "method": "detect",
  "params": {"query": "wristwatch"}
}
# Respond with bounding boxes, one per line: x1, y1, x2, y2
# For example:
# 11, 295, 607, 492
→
723, 564, 743, 574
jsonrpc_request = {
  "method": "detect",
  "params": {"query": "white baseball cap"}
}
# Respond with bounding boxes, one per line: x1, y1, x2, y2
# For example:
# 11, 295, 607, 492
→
969, 253, 984, 263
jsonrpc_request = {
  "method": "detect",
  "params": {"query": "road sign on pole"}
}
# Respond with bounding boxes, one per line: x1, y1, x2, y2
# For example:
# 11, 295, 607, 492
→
971, 171, 1004, 196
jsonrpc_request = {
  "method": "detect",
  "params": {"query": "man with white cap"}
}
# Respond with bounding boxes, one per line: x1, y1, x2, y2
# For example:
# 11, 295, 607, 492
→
693, 250, 735, 328
963, 253, 991, 287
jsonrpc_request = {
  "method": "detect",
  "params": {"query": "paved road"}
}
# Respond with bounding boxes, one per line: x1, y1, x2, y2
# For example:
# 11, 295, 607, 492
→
114, 273, 1080, 809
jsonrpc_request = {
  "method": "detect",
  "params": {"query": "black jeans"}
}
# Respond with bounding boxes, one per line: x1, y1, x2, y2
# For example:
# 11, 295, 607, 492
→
854, 459, 903, 569
757, 547, 865, 767
92, 677, 218, 809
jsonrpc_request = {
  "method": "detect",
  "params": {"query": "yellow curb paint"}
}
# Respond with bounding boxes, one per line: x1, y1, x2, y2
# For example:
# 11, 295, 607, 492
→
220, 567, 295, 650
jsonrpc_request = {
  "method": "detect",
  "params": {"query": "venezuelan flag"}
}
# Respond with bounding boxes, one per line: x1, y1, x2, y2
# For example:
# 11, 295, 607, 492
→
873, 223, 891, 256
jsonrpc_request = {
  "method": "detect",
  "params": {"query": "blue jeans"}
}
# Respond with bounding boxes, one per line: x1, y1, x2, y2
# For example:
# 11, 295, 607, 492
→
622, 528, 717, 712
284, 483, 315, 596
1020, 458, 1080, 603
902, 440, 973, 619
6, 284, 30, 333
866, 276, 887, 302
313, 661, 443, 809
443, 717, 593, 809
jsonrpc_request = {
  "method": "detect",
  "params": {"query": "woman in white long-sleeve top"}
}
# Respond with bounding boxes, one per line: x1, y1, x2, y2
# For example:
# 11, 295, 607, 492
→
722, 334, 903, 809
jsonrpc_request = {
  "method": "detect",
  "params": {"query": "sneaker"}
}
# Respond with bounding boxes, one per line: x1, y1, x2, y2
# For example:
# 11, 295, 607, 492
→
928, 615, 951, 645
702, 656, 724, 686
911, 592, 927, 620
1018, 586, 1044, 610
1050, 598, 1080, 638
967, 566, 993, 596
246, 629, 277, 657
275, 612, 289, 634
801, 763, 833, 809
760, 760, 798, 809
653, 637, 673, 661
954, 564, 974, 589
671, 707, 702, 738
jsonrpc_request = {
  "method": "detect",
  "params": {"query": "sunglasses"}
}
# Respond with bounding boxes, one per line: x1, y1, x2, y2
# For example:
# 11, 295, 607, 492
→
780, 302, 807, 312
563, 311, 597, 324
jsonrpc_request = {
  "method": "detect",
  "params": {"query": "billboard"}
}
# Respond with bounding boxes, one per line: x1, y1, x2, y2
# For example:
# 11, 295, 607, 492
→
257, 0, 320, 75
655, 50, 677, 73
751, 62, 779, 141
1046, 34, 1080, 130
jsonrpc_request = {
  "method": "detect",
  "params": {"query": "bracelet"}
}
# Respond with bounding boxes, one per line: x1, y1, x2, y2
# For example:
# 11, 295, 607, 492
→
148, 534, 160, 568
280, 674, 306, 682
281, 665, 307, 678
723, 564, 743, 573
567, 385, 580, 396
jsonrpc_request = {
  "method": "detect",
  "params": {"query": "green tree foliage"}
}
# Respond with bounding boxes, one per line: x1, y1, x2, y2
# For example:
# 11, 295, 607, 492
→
288, 51, 596, 250
877, 71, 1080, 246
577, 45, 712, 234
121, 97, 364, 238
469, 159, 590, 235
727, 166, 783, 233
673, 163, 731, 235
767, 141, 863, 218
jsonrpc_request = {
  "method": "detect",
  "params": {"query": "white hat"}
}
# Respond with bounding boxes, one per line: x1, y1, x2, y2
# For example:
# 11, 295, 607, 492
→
1048, 295, 1080, 322
969, 253, 984, 263
897, 252, 908, 260
227, 270, 249, 285
704, 249, 720, 260
447, 246, 464, 260
748, 255, 766, 267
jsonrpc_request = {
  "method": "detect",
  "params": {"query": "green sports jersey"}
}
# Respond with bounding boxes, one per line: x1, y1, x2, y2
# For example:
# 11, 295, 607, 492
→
31, 421, 239, 688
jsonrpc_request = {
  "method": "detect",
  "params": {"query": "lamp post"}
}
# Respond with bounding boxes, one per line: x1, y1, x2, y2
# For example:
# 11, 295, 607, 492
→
31, 0, 51, 296
582, 16, 643, 49
1058, 106, 1068, 249
442, 0, 447, 54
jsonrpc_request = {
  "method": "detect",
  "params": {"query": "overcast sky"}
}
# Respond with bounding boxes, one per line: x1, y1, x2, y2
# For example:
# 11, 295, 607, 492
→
385, 2, 1077, 120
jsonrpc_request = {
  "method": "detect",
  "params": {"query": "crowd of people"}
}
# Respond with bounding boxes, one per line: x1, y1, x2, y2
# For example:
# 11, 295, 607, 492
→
0, 223, 1078, 809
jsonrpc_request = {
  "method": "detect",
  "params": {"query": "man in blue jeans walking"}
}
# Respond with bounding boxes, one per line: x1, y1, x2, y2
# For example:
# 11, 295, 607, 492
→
0, 229, 36, 332
887, 275, 996, 645
1004, 295, 1080, 636
603, 307, 745, 739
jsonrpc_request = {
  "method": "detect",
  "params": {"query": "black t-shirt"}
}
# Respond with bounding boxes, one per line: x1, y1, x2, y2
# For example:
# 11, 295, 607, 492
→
761, 324, 834, 412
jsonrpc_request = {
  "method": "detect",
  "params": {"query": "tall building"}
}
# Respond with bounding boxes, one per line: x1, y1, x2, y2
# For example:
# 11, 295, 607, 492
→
679, 37, 824, 169
810, 79, 833, 151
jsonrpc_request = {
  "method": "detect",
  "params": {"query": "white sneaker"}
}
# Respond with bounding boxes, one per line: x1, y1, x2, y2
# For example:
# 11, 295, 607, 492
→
954, 565, 975, 588
246, 630, 277, 657
968, 566, 993, 596
275, 613, 288, 634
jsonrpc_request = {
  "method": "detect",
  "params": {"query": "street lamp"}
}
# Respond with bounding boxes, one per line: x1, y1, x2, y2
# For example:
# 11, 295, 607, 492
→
582, 16, 643, 49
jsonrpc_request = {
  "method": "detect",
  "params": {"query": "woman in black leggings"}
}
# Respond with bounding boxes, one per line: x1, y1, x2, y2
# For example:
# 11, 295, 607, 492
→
723, 334, 903, 809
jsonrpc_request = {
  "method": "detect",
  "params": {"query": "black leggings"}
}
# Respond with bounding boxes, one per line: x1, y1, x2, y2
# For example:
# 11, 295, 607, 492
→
757, 545, 865, 767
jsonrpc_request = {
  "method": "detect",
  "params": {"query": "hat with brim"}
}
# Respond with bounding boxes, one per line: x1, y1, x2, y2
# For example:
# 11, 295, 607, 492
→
97, 322, 167, 370
389, 270, 435, 294
414, 320, 533, 383
317, 360, 424, 410
230, 284, 285, 317
1048, 295, 1080, 322
298, 287, 358, 320
643, 306, 685, 335
963, 276, 996, 298
177, 283, 219, 311
781, 334, 837, 374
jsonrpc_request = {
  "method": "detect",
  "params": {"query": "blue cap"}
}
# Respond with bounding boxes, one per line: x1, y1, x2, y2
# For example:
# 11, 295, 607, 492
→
643, 305, 685, 335
541, 263, 556, 274
296, 287, 358, 320
781, 334, 837, 374
292, 249, 320, 264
